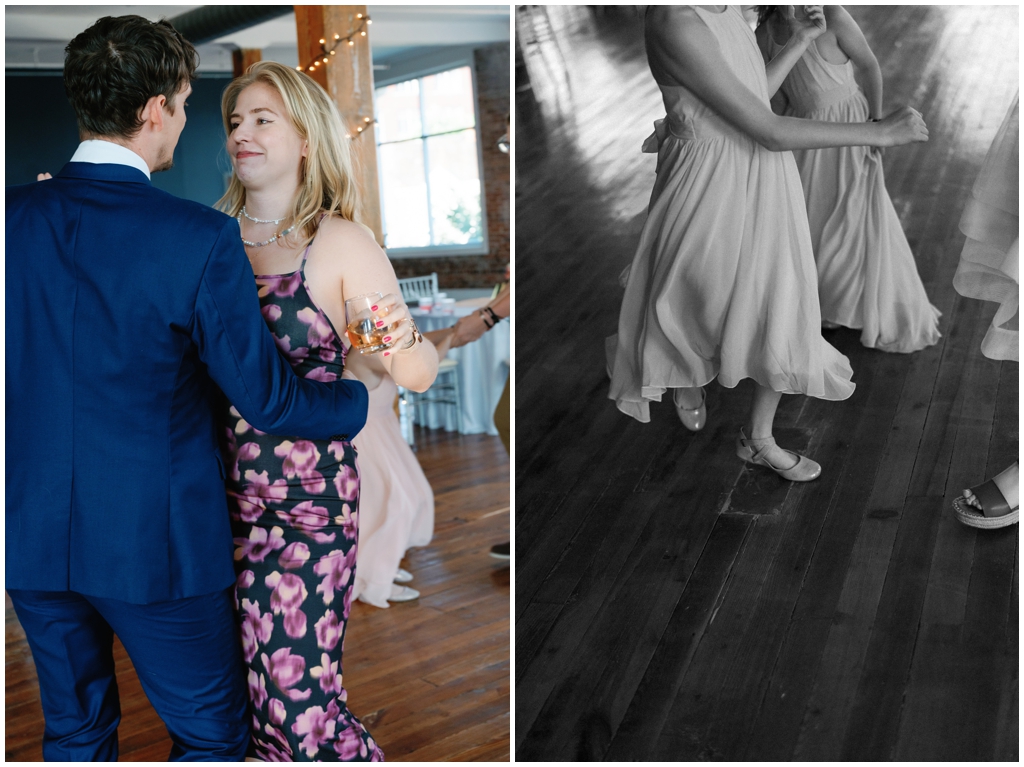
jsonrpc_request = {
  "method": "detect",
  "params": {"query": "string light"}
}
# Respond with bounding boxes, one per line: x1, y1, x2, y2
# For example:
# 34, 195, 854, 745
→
297, 15, 371, 75
294, 14, 377, 140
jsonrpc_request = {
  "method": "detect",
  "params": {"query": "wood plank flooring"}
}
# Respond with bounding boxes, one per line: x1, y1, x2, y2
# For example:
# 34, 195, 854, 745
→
5, 428, 509, 762
515, 5, 1017, 761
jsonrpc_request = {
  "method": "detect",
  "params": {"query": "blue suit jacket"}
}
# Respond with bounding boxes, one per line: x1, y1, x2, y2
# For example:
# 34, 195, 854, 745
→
6, 162, 368, 603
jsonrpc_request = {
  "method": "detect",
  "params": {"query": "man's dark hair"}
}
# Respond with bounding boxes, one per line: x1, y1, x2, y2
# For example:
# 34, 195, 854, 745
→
64, 15, 198, 140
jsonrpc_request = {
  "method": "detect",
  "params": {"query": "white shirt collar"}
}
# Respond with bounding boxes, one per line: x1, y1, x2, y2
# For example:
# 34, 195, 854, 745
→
69, 140, 152, 180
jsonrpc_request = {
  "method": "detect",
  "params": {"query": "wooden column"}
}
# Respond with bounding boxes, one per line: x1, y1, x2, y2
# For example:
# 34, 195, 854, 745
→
232, 48, 262, 78
293, 6, 327, 89
294, 5, 383, 245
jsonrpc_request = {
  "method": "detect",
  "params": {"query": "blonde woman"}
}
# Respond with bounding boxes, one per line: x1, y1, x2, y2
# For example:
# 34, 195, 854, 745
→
217, 61, 437, 761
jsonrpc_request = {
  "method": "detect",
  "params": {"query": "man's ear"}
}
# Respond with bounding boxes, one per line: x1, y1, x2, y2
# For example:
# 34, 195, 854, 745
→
140, 94, 168, 131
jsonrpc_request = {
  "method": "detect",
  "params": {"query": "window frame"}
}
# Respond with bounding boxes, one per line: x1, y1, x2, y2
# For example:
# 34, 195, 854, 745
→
374, 59, 489, 260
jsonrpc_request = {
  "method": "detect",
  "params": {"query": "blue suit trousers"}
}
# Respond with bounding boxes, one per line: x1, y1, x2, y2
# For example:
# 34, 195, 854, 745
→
8, 588, 250, 761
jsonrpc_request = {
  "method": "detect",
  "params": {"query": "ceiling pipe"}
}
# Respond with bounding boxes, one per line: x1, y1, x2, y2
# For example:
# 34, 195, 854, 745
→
167, 6, 293, 46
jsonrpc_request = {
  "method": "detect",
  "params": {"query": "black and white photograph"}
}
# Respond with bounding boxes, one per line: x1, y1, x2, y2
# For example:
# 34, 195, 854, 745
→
515, 4, 1017, 761
6, 4, 510, 761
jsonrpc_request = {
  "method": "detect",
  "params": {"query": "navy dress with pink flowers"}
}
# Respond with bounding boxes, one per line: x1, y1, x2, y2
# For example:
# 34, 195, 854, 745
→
220, 243, 383, 762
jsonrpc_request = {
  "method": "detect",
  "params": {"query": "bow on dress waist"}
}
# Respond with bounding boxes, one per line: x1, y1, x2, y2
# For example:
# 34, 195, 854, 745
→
642, 117, 698, 152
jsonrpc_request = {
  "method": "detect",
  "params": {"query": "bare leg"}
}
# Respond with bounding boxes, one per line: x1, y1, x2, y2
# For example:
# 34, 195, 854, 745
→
744, 383, 798, 470
964, 461, 1019, 511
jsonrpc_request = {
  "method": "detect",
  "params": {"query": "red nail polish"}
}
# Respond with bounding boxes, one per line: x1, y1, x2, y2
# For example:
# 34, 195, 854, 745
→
371, 305, 378, 311
383, 352, 390, 357
383, 336, 391, 342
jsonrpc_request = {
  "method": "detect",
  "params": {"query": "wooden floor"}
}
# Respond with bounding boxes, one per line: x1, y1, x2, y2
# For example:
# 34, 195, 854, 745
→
515, 5, 1017, 761
6, 428, 510, 761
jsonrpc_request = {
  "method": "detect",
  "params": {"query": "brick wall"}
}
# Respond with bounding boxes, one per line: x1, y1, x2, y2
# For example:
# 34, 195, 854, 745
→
390, 42, 510, 289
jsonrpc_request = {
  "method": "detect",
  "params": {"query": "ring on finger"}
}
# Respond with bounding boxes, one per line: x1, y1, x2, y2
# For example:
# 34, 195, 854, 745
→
397, 318, 424, 352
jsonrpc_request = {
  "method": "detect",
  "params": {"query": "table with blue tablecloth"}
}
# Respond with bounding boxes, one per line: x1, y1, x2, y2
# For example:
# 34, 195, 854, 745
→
409, 303, 510, 435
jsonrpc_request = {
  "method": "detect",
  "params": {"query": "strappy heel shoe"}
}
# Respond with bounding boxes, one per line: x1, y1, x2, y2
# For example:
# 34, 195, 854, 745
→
736, 428, 820, 482
673, 387, 706, 432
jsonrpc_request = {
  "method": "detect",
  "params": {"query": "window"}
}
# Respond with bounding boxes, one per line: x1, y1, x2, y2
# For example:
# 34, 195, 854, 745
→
375, 65, 485, 256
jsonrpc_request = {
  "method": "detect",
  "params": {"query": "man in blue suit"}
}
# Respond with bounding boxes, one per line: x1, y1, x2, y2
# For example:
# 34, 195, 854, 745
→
6, 16, 368, 761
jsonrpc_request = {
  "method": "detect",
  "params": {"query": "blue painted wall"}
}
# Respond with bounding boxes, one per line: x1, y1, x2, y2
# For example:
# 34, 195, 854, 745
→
6, 71, 235, 208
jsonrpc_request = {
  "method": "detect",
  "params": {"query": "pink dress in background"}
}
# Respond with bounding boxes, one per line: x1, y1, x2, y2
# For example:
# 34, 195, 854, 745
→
351, 375, 434, 606
954, 93, 1019, 361
608, 5, 855, 423
772, 35, 941, 353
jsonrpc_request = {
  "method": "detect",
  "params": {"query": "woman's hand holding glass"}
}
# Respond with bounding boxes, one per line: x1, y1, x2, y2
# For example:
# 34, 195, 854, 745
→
344, 292, 417, 356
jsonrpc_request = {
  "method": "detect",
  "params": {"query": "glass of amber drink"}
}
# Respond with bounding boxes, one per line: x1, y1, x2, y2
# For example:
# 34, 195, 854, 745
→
345, 292, 392, 354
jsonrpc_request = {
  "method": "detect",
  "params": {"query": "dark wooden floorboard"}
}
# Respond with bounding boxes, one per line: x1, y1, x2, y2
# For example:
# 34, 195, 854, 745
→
515, 4, 1018, 762
714, 361, 899, 759
6, 429, 509, 762
523, 419, 748, 759
603, 513, 751, 760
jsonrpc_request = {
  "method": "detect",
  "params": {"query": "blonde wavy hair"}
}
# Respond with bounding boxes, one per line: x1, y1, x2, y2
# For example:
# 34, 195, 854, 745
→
216, 60, 358, 248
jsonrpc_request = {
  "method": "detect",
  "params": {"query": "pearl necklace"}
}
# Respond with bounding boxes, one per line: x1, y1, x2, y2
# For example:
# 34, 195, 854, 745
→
241, 205, 286, 225
237, 213, 295, 248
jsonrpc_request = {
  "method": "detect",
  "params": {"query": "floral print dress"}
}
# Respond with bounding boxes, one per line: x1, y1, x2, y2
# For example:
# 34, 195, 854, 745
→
220, 243, 383, 762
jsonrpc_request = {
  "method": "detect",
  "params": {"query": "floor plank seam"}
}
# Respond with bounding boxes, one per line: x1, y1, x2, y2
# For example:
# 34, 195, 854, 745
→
841, 495, 924, 759
736, 394, 867, 759
625, 515, 757, 754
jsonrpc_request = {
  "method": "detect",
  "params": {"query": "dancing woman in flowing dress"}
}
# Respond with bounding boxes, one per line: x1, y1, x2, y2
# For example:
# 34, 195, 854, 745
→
607, 6, 927, 481
756, 5, 941, 353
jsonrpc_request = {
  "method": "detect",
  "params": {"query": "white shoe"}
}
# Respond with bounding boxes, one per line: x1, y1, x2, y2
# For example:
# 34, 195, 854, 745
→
673, 387, 706, 432
393, 568, 414, 583
357, 592, 390, 609
389, 584, 420, 602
